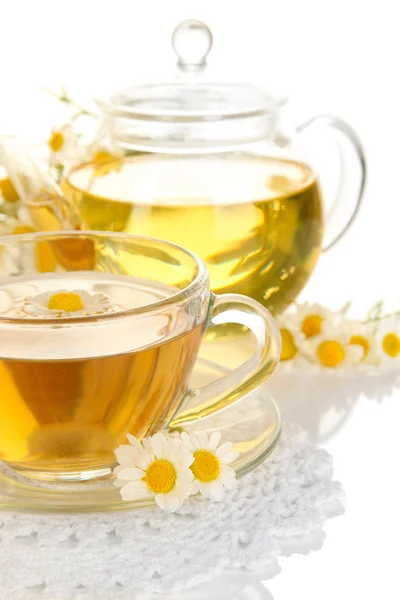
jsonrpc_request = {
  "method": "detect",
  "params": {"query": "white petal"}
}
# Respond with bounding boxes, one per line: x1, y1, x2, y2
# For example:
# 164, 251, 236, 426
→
142, 437, 152, 450
208, 431, 222, 451
113, 478, 126, 489
116, 467, 145, 481
151, 433, 165, 459
220, 450, 239, 464
161, 493, 183, 513
114, 445, 138, 466
137, 449, 154, 470
155, 493, 166, 510
207, 480, 225, 502
126, 434, 143, 453
76, 290, 90, 304
197, 481, 212, 499
120, 480, 149, 501
198, 431, 209, 449
176, 469, 194, 486
191, 480, 201, 495
191, 433, 202, 450
346, 344, 363, 365
216, 442, 233, 457
174, 482, 192, 500
166, 437, 179, 461
219, 465, 237, 489
180, 432, 192, 450
180, 453, 195, 469
158, 434, 168, 457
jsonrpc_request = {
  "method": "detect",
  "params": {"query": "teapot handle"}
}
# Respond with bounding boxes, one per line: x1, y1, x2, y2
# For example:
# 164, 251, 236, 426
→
296, 115, 367, 252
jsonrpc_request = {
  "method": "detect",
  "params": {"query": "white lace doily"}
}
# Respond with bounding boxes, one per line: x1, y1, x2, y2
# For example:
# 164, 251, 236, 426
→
0, 423, 344, 600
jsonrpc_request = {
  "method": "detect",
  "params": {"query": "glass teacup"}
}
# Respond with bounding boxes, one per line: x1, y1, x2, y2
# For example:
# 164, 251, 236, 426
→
0, 231, 280, 482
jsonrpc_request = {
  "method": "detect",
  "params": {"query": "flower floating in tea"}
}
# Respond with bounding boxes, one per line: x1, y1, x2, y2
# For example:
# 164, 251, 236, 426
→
278, 301, 400, 371
181, 431, 238, 501
114, 431, 239, 511
17, 289, 114, 318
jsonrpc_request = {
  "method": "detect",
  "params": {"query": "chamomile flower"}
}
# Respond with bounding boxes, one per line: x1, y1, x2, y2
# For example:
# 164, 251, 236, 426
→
346, 320, 381, 366
114, 433, 194, 512
48, 124, 77, 167
292, 303, 337, 339
17, 289, 114, 318
276, 315, 305, 362
302, 325, 363, 369
181, 431, 239, 501
377, 317, 400, 362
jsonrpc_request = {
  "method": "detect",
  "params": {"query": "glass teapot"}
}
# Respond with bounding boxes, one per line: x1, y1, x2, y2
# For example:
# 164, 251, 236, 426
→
36, 21, 370, 315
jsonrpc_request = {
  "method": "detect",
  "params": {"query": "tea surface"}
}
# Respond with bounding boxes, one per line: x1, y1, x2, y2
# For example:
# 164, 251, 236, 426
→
64, 155, 324, 315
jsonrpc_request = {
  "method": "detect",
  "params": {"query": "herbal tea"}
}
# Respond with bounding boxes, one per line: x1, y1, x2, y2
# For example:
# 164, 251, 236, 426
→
63, 155, 324, 315
0, 273, 204, 479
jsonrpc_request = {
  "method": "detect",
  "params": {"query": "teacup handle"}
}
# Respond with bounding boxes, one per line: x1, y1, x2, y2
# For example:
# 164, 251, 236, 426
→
168, 293, 281, 428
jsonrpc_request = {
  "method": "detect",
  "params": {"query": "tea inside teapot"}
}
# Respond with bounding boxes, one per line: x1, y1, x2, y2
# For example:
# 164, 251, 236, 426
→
63, 153, 323, 315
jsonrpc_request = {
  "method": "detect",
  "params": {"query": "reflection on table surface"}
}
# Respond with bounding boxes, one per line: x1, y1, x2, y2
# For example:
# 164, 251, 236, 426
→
199, 328, 400, 444
199, 328, 400, 600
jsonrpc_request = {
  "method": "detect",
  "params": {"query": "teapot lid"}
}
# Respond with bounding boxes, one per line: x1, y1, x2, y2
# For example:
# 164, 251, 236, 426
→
98, 20, 286, 152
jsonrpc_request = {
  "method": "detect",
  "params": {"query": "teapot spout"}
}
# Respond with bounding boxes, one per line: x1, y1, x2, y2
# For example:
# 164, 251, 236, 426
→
0, 136, 84, 232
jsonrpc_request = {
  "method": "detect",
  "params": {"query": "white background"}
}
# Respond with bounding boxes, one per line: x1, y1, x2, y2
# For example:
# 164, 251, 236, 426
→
0, 1, 399, 599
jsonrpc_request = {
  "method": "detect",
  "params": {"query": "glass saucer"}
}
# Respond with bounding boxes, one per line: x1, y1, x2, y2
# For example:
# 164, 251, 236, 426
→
0, 357, 281, 513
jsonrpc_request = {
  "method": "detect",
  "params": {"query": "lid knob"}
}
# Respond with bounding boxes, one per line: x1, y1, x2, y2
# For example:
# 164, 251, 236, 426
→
172, 19, 213, 72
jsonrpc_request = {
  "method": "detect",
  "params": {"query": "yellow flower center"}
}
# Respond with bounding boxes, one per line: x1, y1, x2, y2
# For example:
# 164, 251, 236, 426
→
144, 459, 177, 494
47, 292, 84, 312
48, 131, 65, 153
301, 314, 323, 338
317, 340, 345, 367
350, 334, 370, 358
382, 333, 400, 358
12, 225, 36, 235
191, 449, 220, 482
280, 328, 298, 361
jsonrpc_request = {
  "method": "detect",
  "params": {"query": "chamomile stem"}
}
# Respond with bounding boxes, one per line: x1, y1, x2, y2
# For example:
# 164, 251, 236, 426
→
41, 87, 97, 118
339, 301, 352, 315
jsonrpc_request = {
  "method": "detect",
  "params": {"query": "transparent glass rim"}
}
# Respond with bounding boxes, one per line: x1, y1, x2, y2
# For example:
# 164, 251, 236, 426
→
0, 230, 209, 326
